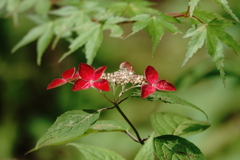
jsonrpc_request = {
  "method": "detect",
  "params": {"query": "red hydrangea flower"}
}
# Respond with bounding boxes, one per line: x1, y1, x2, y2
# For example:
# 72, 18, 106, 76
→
72, 63, 110, 91
47, 67, 79, 90
141, 65, 176, 98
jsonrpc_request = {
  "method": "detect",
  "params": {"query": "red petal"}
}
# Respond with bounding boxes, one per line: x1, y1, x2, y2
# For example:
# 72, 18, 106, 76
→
119, 62, 134, 72
93, 66, 107, 81
47, 78, 67, 90
92, 79, 110, 91
67, 71, 80, 82
145, 66, 159, 84
141, 83, 156, 98
72, 79, 91, 91
155, 80, 176, 91
79, 63, 94, 81
62, 67, 75, 79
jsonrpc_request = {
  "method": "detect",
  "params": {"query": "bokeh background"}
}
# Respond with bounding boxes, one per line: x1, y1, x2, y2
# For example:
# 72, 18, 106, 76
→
1, 0, 240, 159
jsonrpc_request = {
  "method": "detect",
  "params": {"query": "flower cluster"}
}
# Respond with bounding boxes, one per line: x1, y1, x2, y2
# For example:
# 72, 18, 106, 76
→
47, 62, 176, 98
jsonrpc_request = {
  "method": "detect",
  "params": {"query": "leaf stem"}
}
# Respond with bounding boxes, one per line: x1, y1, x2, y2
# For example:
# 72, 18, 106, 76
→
114, 103, 144, 145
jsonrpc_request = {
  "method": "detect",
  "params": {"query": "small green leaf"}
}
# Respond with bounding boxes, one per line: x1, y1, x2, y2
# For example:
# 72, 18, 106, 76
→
17, 0, 36, 13
12, 24, 46, 53
81, 120, 130, 137
49, 6, 79, 16
34, 0, 51, 15
130, 90, 208, 120
134, 133, 154, 160
182, 24, 207, 66
37, 22, 54, 65
85, 25, 103, 65
68, 143, 126, 160
30, 110, 100, 152
214, 0, 239, 22
151, 112, 210, 137
154, 135, 206, 160
189, 0, 200, 17
103, 23, 123, 38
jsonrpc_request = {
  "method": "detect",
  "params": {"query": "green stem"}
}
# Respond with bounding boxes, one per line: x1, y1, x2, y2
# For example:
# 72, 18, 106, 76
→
114, 103, 144, 145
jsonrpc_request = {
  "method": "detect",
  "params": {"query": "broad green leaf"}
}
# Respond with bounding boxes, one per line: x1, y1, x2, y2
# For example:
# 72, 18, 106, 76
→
151, 112, 210, 137
85, 25, 103, 65
130, 90, 208, 120
12, 24, 46, 53
81, 120, 130, 137
34, 0, 51, 15
154, 135, 206, 160
37, 22, 54, 65
182, 24, 207, 66
134, 133, 154, 160
103, 23, 123, 38
213, 0, 239, 22
28, 110, 100, 153
189, 0, 200, 17
67, 143, 126, 160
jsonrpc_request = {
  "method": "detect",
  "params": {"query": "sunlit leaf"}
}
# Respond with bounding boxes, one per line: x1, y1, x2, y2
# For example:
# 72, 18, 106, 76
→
27, 110, 100, 153
37, 22, 54, 65
103, 23, 123, 38
12, 24, 46, 53
213, 0, 239, 22
151, 112, 210, 137
182, 24, 207, 66
34, 0, 51, 15
17, 0, 36, 13
189, 0, 200, 17
134, 133, 154, 160
154, 135, 206, 160
68, 143, 126, 160
49, 6, 79, 16
130, 90, 208, 120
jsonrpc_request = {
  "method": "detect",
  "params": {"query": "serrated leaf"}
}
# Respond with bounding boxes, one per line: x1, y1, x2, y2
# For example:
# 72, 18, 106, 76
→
189, 0, 200, 17
37, 22, 54, 65
134, 133, 154, 160
29, 110, 100, 153
103, 23, 123, 38
213, 0, 239, 22
130, 90, 208, 120
58, 23, 99, 62
34, 0, 51, 15
151, 112, 210, 137
85, 25, 103, 65
81, 120, 130, 137
49, 6, 79, 16
182, 24, 207, 66
68, 143, 126, 160
12, 24, 46, 53
154, 135, 206, 160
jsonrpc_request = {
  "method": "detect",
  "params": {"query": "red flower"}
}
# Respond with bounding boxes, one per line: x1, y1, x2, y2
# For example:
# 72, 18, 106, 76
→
72, 63, 110, 91
141, 65, 176, 98
47, 67, 79, 90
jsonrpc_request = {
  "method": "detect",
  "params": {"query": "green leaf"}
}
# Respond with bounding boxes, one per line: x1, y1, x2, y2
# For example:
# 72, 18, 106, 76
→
58, 22, 99, 62
49, 6, 79, 16
103, 23, 124, 38
213, 0, 239, 22
85, 25, 103, 65
68, 143, 126, 160
0, 0, 7, 10
34, 0, 51, 15
29, 110, 100, 152
128, 13, 180, 54
151, 112, 210, 137
17, 0, 36, 13
37, 22, 54, 65
134, 133, 154, 160
12, 24, 46, 53
182, 24, 207, 66
189, 0, 200, 17
81, 120, 130, 137
154, 135, 206, 160
130, 90, 208, 120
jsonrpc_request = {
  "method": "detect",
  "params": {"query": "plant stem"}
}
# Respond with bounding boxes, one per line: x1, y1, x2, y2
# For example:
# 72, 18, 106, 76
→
114, 103, 144, 145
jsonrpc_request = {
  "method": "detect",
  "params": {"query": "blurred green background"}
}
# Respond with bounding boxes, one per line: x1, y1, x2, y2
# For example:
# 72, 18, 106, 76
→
1, 0, 240, 160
